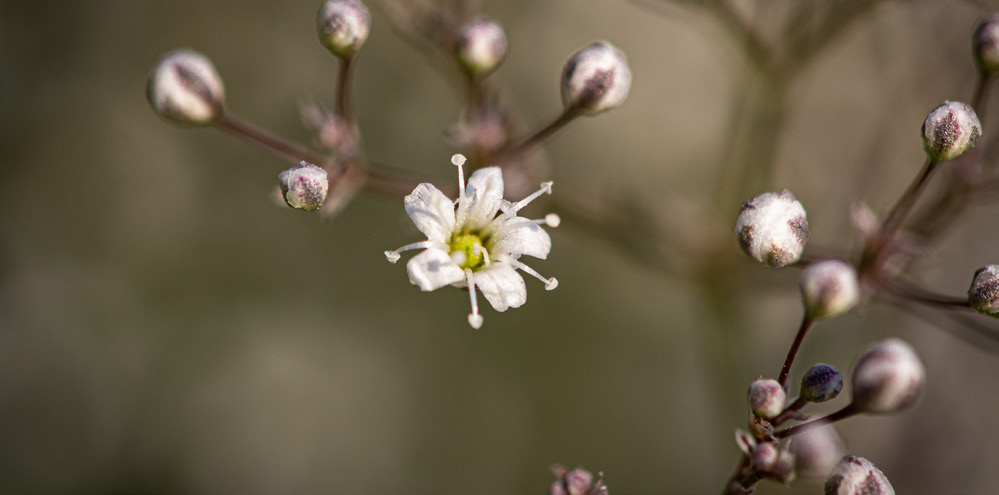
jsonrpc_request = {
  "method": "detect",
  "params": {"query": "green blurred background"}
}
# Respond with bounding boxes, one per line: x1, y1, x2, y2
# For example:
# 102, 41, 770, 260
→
3, 0, 999, 493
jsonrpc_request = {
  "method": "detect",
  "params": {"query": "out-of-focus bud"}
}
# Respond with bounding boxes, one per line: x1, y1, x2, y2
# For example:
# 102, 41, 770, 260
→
735, 190, 809, 268
317, 0, 371, 58
748, 378, 787, 419
800, 363, 843, 403
799, 259, 860, 319
850, 338, 924, 414
922, 101, 981, 162
789, 426, 846, 477
771, 446, 796, 484
968, 265, 999, 317
824, 455, 895, 495
147, 49, 225, 126
549, 465, 607, 495
973, 14, 999, 75
561, 41, 632, 115
751, 442, 779, 471
454, 18, 507, 77
279, 162, 329, 211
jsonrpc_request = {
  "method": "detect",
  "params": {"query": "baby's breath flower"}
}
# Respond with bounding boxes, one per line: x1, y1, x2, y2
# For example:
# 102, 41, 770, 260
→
386, 154, 559, 329
147, 49, 225, 126
735, 190, 809, 268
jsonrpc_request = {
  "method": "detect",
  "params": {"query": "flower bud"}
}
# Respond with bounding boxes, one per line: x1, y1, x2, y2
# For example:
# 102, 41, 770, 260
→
800, 363, 843, 403
968, 265, 999, 317
751, 441, 779, 471
850, 338, 924, 414
922, 101, 981, 162
561, 41, 632, 115
317, 0, 371, 58
973, 14, 999, 75
147, 49, 225, 125
824, 455, 894, 495
789, 426, 845, 477
748, 378, 786, 419
799, 259, 860, 319
735, 190, 809, 268
549, 465, 607, 495
278, 162, 329, 211
454, 18, 507, 77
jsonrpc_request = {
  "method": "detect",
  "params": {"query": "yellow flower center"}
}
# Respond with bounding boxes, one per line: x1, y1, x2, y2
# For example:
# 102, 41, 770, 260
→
450, 233, 486, 270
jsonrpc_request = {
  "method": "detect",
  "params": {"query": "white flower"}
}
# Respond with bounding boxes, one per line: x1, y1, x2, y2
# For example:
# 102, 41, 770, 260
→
385, 154, 559, 329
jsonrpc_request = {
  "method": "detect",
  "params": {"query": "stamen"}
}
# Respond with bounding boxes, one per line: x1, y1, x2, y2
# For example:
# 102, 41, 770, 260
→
465, 268, 484, 329
452, 154, 467, 200
511, 259, 558, 290
544, 213, 561, 227
473, 244, 491, 267
507, 181, 554, 214
384, 240, 435, 263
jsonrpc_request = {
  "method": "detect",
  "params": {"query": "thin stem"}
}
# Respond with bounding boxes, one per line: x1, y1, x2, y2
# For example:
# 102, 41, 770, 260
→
216, 112, 336, 169
777, 316, 813, 388
500, 108, 580, 160
335, 56, 355, 121
774, 403, 858, 439
772, 396, 808, 426
880, 157, 938, 237
883, 278, 970, 309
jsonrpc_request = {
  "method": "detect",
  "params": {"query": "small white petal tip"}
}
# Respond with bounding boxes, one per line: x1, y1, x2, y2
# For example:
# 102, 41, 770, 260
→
451, 154, 467, 166
468, 313, 484, 329
544, 213, 561, 228
545, 278, 559, 290
384, 251, 401, 264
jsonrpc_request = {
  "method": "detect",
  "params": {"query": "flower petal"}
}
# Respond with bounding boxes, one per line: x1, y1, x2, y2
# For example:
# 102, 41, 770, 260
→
490, 218, 552, 259
460, 167, 504, 230
404, 183, 455, 243
406, 248, 465, 291
474, 263, 527, 312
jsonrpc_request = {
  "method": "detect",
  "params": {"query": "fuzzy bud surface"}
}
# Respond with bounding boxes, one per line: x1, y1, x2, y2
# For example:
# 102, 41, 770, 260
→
735, 190, 809, 268
317, 0, 371, 58
561, 41, 631, 115
800, 259, 859, 319
279, 162, 329, 211
748, 378, 786, 419
800, 363, 843, 403
969, 265, 999, 317
922, 101, 981, 162
147, 49, 225, 125
824, 455, 894, 495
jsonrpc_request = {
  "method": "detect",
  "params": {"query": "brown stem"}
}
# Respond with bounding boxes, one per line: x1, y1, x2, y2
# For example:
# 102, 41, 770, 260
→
774, 403, 858, 439
777, 316, 813, 388
215, 112, 336, 169
500, 108, 580, 161
772, 396, 808, 426
880, 157, 937, 237
335, 56, 355, 121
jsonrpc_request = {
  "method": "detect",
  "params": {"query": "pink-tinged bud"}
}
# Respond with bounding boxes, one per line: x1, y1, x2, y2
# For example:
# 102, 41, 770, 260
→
789, 426, 846, 477
973, 14, 999, 75
800, 259, 860, 319
735, 190, 809, 268
751, 442, 779, 471
800, 363, 843, 403
922, 101, 981, 162
147, 49, 225, 126
278, 162, 329, 211
824, 455, 894, 495
317, 0, 371, 58
454, 18, 507, 77
561, 41, 632, 115
548, 465, 607, 495
850, 338, 925, 414
748, 378, 787, 419
968, 265, 999, 317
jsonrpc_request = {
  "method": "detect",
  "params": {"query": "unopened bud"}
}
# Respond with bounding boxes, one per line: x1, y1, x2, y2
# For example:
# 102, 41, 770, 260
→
800, 363, 843, 403
735, 190, 809, 268
850, 338, 924, 414
789, 426, 845, 477
968, 265, 999, 317
549, 465, 607, 495
973, 14, 999, 75
751, 442, 779, 471
771, 446, 797, 484
561, 41, 632, 115
748, 378, 786, 419
278, 162, 329, 211
800, 259, 860, 319
824, 455, 894, 495
455, 18, 507, 77
147, 49, 225, 125
317, 0, 371, 58
922, 101, 981, 162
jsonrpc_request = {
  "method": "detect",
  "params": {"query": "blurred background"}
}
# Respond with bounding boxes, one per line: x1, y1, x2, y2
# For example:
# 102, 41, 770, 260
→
3, 0, 999, 493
